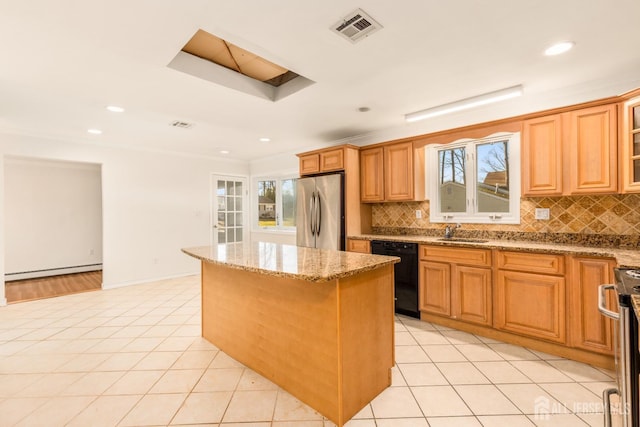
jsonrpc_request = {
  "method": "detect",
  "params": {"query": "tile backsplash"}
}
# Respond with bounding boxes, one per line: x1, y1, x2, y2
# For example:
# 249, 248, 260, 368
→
370, 194, 640, 248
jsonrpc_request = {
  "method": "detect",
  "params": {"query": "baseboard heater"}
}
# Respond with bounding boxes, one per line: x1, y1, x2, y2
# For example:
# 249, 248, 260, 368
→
4, 263, 103, 282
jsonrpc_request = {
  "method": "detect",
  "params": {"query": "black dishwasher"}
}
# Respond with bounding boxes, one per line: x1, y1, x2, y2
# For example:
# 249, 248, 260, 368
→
371, 240, 419, 318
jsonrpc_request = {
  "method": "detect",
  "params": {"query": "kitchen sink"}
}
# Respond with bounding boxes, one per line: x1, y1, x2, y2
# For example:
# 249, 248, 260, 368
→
437, 237, 489, 243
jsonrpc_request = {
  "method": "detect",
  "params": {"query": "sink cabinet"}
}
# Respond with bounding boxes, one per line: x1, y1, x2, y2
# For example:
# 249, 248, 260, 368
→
419, 245, 492, 326
346, 238, 371, 254
494, 251, 566, 343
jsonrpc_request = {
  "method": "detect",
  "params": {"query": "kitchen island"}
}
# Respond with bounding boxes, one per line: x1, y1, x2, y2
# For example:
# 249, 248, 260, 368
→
182, 242, 399, 427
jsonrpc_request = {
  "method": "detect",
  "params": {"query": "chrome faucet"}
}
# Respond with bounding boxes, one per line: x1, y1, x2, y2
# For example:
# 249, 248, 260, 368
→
444, 223, 461, 239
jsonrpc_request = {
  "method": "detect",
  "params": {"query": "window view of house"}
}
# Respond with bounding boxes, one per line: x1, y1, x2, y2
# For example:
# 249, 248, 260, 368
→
257, 178, 297, 229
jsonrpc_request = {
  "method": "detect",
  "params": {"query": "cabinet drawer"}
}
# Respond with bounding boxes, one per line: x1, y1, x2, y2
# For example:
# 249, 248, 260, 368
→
347, 239, 370, 254
420, 245, 491, 267
496, 251, 565, 275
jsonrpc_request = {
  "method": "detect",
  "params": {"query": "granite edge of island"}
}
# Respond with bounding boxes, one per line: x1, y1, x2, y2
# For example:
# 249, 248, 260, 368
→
181, 244, 400, 283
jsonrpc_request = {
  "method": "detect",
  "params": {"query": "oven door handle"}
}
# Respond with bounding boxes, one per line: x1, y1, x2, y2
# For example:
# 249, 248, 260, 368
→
598, 284, 619, 320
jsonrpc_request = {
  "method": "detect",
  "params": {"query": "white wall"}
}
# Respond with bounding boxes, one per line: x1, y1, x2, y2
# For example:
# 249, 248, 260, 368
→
4, 157, 103, 279
0, 132, 249, 305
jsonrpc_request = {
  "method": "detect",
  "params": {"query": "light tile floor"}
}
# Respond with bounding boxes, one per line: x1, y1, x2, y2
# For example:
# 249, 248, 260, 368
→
0, 275, 622, 426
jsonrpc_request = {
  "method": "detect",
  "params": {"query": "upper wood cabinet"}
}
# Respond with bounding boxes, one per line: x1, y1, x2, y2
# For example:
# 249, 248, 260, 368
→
521, 103, 617, 196
620, 97, 640, 193
522, 115, 563, 196
359, 141, 425, 202
384, 142, 415, 201
569, 104, 617, 194
568, 256, 616, 355
298, 147, 345, 175
359, 147, 384, 202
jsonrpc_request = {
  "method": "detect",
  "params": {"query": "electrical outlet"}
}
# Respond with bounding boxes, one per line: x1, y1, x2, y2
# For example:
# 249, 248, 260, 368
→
415, 210, 422, 219
535, 208, 550, 220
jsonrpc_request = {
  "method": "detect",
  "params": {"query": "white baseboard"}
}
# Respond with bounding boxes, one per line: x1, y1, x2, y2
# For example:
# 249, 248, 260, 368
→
101, 271, 199, 290
5, 264, 103, 282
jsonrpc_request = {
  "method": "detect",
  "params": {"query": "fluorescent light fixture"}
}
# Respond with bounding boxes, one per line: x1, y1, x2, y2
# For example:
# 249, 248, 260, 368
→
106, 105, 125, 113
87, 128, 102, 135
405, 85, 524, 123
544, 41, 574, 56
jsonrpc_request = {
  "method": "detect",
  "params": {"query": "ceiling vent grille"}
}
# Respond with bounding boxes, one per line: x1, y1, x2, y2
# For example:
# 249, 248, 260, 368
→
170, 120, 193, 129
331, 8, 382, 43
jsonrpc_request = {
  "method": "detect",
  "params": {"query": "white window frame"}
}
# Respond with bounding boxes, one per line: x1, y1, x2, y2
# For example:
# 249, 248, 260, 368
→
427, 132, 521, 224
252, 174, 298, 233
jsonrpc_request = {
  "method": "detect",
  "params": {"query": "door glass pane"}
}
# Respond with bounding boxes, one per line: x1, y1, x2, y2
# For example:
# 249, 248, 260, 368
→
634, 159, 640, 183
633, 106, 640, 129
258, 180, 277, 227
633, 132, 640, 156
214, 178, 245, 245
438, 147, 466, 213
281, 178, 297, 227
476, 140, 509, 213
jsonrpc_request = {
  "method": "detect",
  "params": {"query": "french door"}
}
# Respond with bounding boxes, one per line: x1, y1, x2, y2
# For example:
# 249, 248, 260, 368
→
211, 175, 248, 245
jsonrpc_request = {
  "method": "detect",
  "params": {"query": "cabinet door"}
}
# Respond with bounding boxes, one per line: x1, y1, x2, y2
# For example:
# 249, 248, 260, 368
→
346, 238, 371, 254
320, 148, 344, 172
621, 99, 640, 193
568, 257, 616, 355
495, 270, 566, 343
384, 142, 414, 201
569, 104, 617, 194
451, 266, 492, 326
299, 154, 320, 175
419, 261, 450, 316
360, 147, 384, 202
522, 115, 563, 196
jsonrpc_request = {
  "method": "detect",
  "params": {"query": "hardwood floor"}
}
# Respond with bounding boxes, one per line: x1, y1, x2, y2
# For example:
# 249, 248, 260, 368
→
5, 270, 102, 304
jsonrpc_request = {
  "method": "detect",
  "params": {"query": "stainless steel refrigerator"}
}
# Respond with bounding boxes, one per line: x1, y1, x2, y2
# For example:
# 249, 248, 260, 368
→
296, 173, 345, 250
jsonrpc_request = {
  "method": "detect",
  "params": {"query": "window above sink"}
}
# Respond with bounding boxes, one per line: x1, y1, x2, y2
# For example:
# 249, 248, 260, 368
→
426, 132, 521, 224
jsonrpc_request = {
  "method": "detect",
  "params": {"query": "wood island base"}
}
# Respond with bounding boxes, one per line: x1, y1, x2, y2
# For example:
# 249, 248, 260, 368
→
200, 261, 395, 427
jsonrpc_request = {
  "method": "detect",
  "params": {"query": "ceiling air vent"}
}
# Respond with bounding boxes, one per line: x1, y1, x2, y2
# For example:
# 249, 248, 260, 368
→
331, 8, 382, 43
170, 120, 193, 129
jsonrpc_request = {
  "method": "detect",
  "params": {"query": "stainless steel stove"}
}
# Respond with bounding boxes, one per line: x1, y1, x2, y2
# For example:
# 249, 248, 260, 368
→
599, 268, 640, 427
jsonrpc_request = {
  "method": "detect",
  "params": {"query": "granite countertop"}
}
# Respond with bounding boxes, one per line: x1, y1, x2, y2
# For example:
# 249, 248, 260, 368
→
632, 295, 640, 318
182, 242, 399, 283
350, 234, 640, 268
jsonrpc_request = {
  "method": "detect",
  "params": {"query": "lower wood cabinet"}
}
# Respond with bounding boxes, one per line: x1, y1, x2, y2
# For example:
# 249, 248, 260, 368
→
419, 245, 492, 326
346, 238, 371, 254
494, 270, 566, 344
568, 256, 616, 355
452, 265, 492, 325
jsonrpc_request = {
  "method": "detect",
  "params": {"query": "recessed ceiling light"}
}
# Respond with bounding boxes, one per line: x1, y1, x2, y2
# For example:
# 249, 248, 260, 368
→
544, 41, 574, 56
259, 137, 271, 142
106, 105, 125, 113
220, 150, 230, 154
87, 129, 102, 135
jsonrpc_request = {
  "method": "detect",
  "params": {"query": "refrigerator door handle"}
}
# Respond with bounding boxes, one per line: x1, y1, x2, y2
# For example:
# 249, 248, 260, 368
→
315, 192, 321, 235
598, 284, 619, 320
309, 191, 316, 236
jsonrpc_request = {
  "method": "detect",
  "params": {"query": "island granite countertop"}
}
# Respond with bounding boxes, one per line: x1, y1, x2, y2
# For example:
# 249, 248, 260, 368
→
350, 234, 640, 268
182, 242, 399, 283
